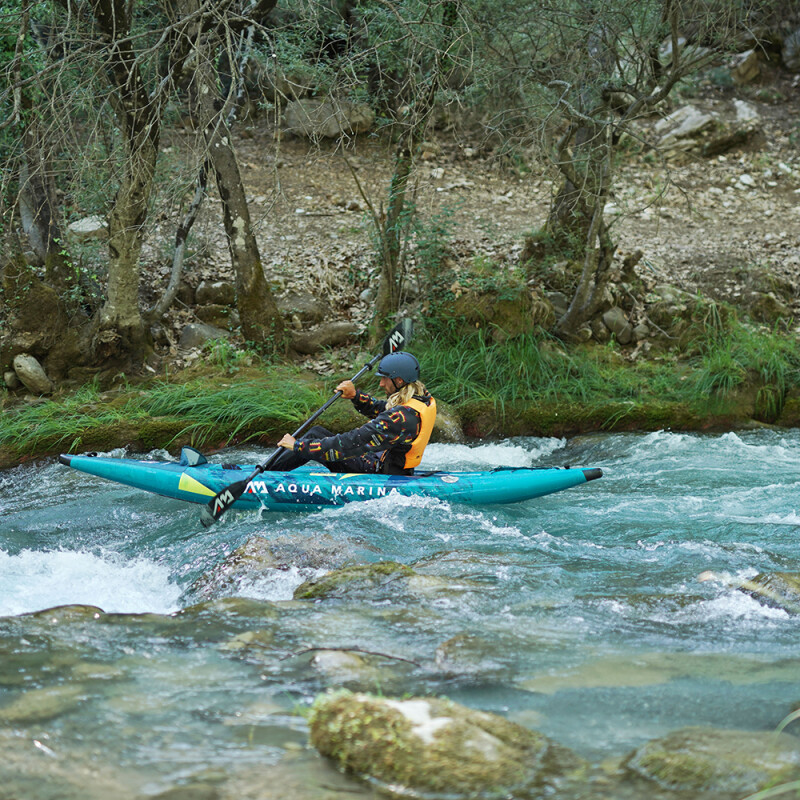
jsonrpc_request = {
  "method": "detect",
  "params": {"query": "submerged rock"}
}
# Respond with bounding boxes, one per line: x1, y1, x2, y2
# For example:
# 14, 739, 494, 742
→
624, 726, 800, 795
293, 561, 415, 600
0, 684, 85, 724
190, 534, 353, 600
309, 690, 586, 797
292, 561, 476, 602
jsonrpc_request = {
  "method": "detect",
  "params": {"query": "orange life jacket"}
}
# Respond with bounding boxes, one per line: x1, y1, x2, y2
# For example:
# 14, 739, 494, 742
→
401, 396, 437, 469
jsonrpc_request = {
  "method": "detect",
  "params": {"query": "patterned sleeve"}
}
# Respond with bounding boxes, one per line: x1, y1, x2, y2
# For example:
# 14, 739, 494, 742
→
351, 390, 387, 419
295, 406, 419, 464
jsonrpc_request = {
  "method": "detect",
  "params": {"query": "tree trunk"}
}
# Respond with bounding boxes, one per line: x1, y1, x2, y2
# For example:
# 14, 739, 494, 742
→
191, 57, 284, 350
89, 0, 159, 367
18, 119, 71, 289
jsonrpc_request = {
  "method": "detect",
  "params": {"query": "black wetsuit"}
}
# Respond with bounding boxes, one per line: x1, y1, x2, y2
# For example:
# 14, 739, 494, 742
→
269, 390, 435, 474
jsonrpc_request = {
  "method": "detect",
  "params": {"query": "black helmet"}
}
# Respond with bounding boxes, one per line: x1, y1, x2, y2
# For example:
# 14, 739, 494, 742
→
376, 352, 420, 383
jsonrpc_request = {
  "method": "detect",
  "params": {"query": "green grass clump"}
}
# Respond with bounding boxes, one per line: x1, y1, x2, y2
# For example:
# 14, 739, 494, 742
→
137, 379, 325, 444
417, 322, 800, 422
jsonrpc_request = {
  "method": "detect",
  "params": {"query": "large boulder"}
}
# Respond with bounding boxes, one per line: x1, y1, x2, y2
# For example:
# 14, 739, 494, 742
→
195, 280, 235, 306
276, 291, 327, 326
13, 353, 53, 395
309, 690, 587, 798
284, 98, 374, 139
624, 726, 800, 795
289, 321, 360, 354
67, 215, 108, 242
179, 322, 229, 350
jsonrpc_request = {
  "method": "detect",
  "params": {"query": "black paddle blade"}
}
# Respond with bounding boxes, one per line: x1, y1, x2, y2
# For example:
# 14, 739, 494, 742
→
200, 478, 250, 527
383, 318, 413, 355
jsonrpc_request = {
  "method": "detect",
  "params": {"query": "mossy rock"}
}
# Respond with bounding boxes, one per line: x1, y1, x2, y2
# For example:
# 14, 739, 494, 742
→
309, 690, 586, 797
738, 572, 800, 614
190, 534, 353, 600
293, 562, 415, 601
0, 684, 86, 724
625, 726, 800, 794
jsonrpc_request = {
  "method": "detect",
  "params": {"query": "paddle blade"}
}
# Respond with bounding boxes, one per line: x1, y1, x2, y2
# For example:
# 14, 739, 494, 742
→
383, 318, 413, 355
200, 478, 250, 527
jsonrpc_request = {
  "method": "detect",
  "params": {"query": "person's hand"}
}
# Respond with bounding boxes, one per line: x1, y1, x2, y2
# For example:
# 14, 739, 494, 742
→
278, 434, 296, 449
336, 380, 356, 399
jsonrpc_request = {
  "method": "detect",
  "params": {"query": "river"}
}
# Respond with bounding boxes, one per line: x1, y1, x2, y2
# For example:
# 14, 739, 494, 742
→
1, 429, 798, 798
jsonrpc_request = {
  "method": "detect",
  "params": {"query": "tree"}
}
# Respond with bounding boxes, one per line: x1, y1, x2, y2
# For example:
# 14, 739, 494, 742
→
178, 0, 285, 348
0, 0, 286, 382
467, 0, 766, 339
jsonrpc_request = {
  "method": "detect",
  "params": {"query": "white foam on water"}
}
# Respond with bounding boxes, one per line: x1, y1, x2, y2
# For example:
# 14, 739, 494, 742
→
0, 548, 182, 617
237, 566, 328, 602
420, 438, 565, 470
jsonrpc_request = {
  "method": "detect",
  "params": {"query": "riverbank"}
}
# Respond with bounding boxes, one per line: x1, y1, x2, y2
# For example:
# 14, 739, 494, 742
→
3, 328, 799, 469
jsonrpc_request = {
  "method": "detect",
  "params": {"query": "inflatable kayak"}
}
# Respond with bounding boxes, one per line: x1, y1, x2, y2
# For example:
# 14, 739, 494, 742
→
59, 448, 602, 513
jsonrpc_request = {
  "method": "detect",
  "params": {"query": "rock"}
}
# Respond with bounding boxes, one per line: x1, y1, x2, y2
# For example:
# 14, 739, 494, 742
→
190, 534, 352, 600
195, 280, 235, 306
434, 634, 499, 674
590, 317, 610, 343
290, 321, 360, 354
701, 120, 763, 158
602, 307, 633, 345
294, 562, 415, 601
310, 651, 385, 689
730, 49, 760, 84
195, 304, 240, 330
546, 291, 570, 318
655, 105, 715, 145
276, 291, 327, 325
0, 684, 85, 724
179, 322, 229, 350
67, 215, 107, 241
3, 370, 20, 389
733, 99, 759, 122
632, 322, 650, 341
625, 726, 800, 794
309, 690, 585, 797
738, 571, 800, 613
747, 292, 791, 324
284, 98, 374, 139
782, 27, 800, 71
432, 401, 463, 443
12, 353, 53, 395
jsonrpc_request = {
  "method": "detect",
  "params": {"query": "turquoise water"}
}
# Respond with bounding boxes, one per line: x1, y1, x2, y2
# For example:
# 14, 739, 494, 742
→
1, 430, 799, 798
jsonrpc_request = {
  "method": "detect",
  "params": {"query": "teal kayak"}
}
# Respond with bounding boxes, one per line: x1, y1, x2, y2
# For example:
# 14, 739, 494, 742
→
59, 448, 602, 512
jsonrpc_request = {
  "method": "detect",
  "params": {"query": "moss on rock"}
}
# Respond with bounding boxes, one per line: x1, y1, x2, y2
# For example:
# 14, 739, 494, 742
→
309, 690, 582, 797
625, 726, 800, 794
294, 562, 415, 601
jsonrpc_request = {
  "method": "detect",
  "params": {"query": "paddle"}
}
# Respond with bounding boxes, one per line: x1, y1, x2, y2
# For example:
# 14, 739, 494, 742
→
199, 319, 414, 527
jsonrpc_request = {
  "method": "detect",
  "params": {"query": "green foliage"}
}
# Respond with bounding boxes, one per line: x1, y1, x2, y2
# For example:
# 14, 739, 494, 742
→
417, 317, 800, 422
0, 369, 329, 455
202, 339, 260, 374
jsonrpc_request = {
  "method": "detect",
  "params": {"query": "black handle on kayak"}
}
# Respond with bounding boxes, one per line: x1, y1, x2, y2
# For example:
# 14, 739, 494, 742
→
199, 319, 413, 527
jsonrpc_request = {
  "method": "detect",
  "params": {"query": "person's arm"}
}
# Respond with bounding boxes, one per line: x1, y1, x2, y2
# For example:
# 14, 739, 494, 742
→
335, 379, 386, 419
294, 408, 414, 464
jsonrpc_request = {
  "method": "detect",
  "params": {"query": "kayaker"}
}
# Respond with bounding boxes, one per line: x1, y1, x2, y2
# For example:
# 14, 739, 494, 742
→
271, 352, 437, 474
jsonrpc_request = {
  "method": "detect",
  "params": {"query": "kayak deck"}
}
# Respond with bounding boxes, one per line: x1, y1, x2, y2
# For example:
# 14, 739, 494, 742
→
59, 449, 602, 512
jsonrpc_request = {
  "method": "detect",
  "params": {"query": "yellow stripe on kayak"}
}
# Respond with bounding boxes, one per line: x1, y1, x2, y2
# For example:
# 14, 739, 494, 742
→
178, 473, 216, 497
